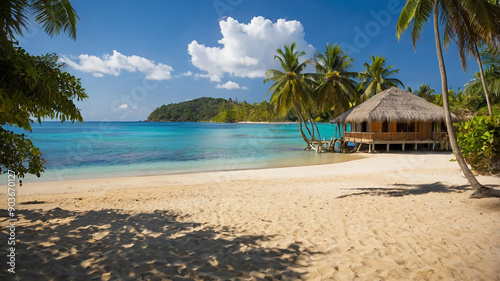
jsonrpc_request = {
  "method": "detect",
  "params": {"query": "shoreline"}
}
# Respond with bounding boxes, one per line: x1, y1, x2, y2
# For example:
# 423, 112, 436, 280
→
7, 152, 369, 196
10, 150, 363, 184
7, 151, 498, 197
3, 151, 499, 280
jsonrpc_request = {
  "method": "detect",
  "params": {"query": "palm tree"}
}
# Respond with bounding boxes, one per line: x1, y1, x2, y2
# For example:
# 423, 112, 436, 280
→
397, 0, 500, 198
358, 55, 404, 101
465, 45, 500, 101
413, 83, 436, 102
314, 44, 358, 117
480, 45, 500, 69
465, 67, 500, 101
442, 1, 500, 116
0, 0, 78, 40
264, 43, 318, 146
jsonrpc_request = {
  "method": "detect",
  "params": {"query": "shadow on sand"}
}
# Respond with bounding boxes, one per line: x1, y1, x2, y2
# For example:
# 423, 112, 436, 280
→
336, 182, 475, 199
2, 208, 321, 280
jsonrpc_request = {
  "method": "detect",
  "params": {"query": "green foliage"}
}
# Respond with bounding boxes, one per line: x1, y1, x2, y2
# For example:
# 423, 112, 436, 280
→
147, 97, 227, 122
0, 128, 46, 179
465, 47, 500, 104
147, 97, 293, 123
0, 0, 84, 179
358, 55, 404, 101
212, 100, 237, 123
314, 44, 357, 116
457, 115, 500, 174
0, 0, 79, 40
264, 43, 318, 143
412, 83, 436, 103
0, 39, 87, 178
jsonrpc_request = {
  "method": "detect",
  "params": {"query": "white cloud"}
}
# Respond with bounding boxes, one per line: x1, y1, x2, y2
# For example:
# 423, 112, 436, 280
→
117, 103, 129, 109
241, 86, 249, 90
60, 50, 173, 80
194, 72, 222, 82
188, 16, 315, 82
216, 81, 241, 90
174, 71, 194, 78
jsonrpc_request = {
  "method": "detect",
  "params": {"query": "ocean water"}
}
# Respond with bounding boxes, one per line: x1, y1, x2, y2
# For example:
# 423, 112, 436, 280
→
3, 122, 355, 182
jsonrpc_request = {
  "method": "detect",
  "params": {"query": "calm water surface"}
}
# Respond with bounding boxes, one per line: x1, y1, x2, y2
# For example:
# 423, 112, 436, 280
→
3, 122, 356, 182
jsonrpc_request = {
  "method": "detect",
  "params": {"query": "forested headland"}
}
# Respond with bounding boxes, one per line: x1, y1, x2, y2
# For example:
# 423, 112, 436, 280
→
146, 97, 302, 122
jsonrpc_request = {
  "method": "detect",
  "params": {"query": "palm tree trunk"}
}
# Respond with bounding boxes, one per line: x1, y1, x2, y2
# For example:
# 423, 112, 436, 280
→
305, 110, 321, 141
433, 3, 499, 198
313, 120, 321, 140
300, 111, 314, 139
302, 115, 313, 138
474, 43, 493, 116
293, 101, 311, 145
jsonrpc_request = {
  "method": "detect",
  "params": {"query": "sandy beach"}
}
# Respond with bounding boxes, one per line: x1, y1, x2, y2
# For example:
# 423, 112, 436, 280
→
1, 151, 499, 280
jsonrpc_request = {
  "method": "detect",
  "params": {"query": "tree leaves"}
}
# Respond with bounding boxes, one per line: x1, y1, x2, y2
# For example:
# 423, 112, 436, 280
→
457, 114, 500, 174
0, 36, 86, 177
358, 55, 404, 101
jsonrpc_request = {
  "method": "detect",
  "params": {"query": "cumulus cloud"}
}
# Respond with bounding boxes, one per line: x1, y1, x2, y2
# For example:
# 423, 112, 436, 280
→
216, 81, 242, 90
117, 103, 129, 109
188, 16, 315, 82
60, 50, 173, 80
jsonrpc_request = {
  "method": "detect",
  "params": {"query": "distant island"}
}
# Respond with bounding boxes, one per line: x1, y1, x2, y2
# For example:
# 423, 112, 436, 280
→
147, 97, 301, 123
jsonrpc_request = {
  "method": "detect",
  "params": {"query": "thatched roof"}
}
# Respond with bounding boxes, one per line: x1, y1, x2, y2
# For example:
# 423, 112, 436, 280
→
331, 87, 458, 124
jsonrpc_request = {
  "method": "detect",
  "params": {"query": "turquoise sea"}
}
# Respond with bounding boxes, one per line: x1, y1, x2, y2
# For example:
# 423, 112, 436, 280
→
3, 122, 354, 182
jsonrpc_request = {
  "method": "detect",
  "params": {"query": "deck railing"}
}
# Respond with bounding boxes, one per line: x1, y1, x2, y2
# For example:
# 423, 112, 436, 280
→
344, 132, 449, 142
432, 132, 449, 141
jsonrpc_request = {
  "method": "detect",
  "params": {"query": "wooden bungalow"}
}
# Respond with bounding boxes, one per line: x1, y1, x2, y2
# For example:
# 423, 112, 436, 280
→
331, 87, 458, 153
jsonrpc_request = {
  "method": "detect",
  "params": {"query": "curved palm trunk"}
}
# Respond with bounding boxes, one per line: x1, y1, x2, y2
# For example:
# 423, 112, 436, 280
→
433, 4, 500, 198
301, 113, 314, 139
474, 43, 493, 116
313, 120, 321, 141
293, 100, 311, 145
305, 110, 321, 141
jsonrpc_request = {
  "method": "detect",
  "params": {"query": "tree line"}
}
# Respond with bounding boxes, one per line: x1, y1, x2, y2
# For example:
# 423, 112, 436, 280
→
147, 97, 302, 123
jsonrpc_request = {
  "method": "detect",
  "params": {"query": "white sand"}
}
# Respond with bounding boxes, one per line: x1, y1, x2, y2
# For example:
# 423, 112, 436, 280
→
1, 151, 499, 280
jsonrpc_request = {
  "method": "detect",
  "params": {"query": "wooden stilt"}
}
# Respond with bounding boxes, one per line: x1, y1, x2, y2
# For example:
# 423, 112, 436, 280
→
402, 143, 405, 151
356, 143, 362, 153
386, 143, 390, 152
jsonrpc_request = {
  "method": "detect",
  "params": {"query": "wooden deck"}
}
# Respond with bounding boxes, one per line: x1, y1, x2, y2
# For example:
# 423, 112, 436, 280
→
307, 132, 450, 153
342, 132, 450, 152
344, 132, 448, 143
309, 138, 334, 153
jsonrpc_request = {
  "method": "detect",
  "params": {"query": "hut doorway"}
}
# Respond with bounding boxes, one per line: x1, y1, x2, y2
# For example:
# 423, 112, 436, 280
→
397, 122, 407, 132
397, 122, 416, 132
408, 122, 416, 132
433, 122, 448, 132
382, 121, 388, 132
441, 122, 447, 132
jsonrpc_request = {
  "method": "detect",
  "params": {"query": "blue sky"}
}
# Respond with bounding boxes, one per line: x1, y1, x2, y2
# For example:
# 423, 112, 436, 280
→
21, 0, 478, 121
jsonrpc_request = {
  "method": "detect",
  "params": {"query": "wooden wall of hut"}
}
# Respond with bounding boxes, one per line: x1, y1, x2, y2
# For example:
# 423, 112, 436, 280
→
348, 121, 436, 140
419, 122, 433, 139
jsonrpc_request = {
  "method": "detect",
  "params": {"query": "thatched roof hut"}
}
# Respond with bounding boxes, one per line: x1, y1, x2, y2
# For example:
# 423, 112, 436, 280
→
332, 87, 457, 124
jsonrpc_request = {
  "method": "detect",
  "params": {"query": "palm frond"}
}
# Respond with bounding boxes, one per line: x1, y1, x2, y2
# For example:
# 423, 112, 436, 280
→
0, 0, 30, 38
32, 0, 79, 39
